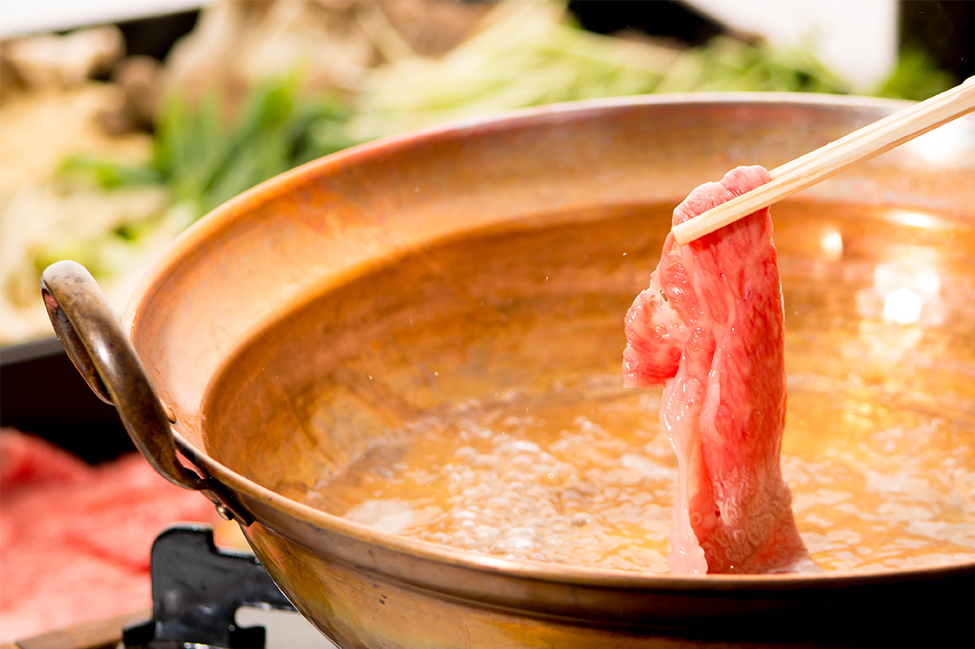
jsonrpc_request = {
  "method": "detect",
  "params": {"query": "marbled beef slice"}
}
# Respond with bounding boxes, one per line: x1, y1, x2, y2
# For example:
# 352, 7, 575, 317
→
623, 165, 812, 574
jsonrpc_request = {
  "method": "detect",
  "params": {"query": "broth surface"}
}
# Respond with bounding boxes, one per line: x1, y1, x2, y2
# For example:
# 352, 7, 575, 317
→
307, 373, 975, 573
209, 200, 975, 574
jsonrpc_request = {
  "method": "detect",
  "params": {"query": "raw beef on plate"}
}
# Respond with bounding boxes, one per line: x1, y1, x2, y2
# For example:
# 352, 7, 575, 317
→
623, 166, 813, 574
0, 429, 222, 641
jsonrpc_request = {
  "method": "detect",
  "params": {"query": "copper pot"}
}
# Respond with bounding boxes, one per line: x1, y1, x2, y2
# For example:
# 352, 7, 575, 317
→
42, 95, 975, 647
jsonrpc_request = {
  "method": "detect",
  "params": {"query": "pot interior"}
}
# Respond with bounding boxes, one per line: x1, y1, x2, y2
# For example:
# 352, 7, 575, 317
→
202, 192, 975, 574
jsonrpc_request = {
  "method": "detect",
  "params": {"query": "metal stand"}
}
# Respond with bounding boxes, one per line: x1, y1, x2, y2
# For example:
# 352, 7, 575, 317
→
123, 524, 295, 649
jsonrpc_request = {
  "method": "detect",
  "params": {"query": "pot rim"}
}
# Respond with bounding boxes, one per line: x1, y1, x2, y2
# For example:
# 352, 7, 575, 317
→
124, 90, 917, 329
136, 92, 974, 592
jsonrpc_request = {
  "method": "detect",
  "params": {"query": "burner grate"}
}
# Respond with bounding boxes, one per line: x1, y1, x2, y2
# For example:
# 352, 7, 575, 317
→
122, 524, 297, 649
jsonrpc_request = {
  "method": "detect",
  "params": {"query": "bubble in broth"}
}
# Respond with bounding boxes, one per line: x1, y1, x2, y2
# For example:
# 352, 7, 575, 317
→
306, 376, 975, 573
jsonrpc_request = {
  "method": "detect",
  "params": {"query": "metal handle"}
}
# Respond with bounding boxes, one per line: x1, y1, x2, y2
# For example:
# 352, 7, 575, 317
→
41, 261, 254, 525
41, 260, 204, 491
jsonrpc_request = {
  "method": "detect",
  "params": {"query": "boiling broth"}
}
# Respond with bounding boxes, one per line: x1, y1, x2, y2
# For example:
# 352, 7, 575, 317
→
307, 371, 975, 573
208, 199, 975, 573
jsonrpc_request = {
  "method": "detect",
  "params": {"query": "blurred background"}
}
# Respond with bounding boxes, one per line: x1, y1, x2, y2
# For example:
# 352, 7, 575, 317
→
0, 0, 971, 642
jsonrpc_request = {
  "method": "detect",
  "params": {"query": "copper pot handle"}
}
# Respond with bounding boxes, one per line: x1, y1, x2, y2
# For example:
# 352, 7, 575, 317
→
40, 261, 254, 525
40, 260, 204, 491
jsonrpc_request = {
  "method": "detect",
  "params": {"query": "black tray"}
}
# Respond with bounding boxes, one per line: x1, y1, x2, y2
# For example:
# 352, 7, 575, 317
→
1, 337, 132, 463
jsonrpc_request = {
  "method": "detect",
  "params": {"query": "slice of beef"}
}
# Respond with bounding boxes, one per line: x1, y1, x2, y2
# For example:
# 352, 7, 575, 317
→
0, 429, 219, 641
623, 166, 812, 574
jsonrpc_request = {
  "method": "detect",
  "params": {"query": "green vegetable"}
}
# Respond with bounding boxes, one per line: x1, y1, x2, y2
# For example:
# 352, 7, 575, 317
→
59, 1, 957, 226
875, 45, 958, 101
652, 36, 851, 94
152, 75, 358, 217
58, 156, 162, 189
60, 74, 358, 220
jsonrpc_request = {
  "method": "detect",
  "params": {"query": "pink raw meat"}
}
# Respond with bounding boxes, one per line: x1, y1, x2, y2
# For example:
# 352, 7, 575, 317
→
623, 166, 811, 574
0, 429, 220, 641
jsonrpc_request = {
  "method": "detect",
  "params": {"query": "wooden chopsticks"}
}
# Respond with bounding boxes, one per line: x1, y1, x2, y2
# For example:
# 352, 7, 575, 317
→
671, 75, 975, 246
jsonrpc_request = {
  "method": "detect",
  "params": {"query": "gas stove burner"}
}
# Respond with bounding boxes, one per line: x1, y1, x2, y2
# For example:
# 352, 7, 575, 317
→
122, 524, 295, 649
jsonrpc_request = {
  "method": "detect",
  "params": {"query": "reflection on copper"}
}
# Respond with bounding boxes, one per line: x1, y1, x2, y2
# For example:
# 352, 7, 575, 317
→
856, 254, 945, 332
851, 251, 946, 361
887, 209, 941, 230
883, 287, 922, 325
820, 230, 843, 261
914, 268, 942, 297
902, 121, 975, 165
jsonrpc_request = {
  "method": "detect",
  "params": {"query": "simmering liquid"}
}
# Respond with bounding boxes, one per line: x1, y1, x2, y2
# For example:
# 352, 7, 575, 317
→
208, 199, 975, 574
306, 371, 975, 573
